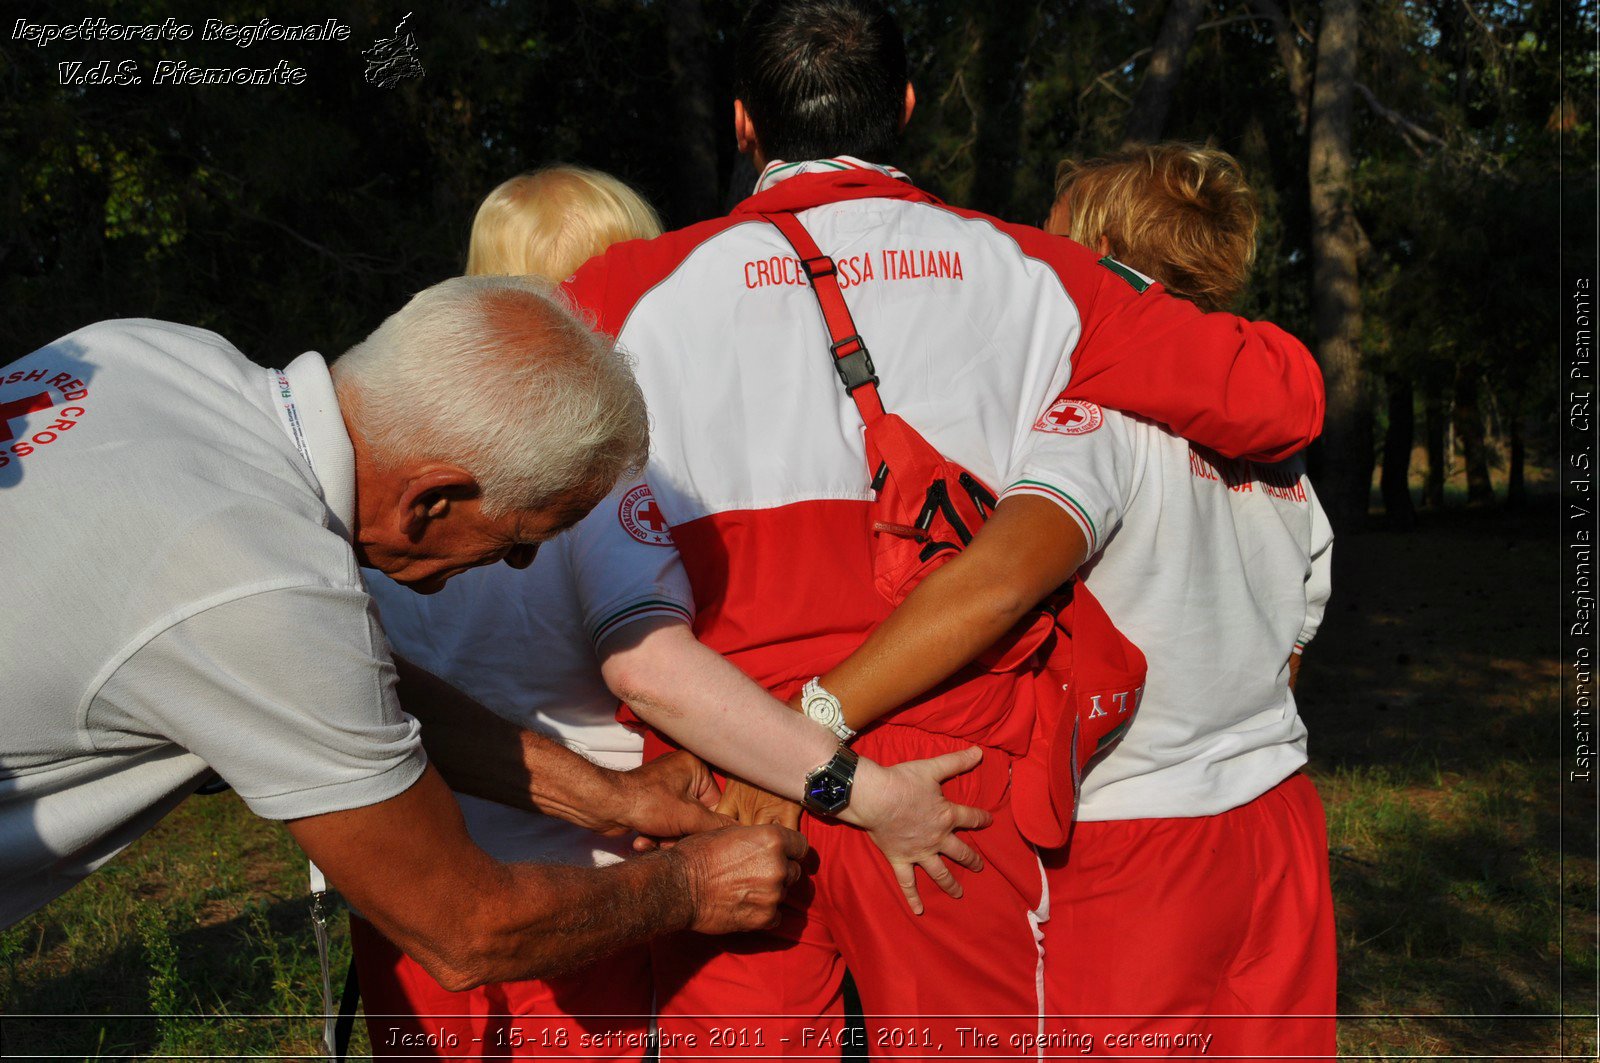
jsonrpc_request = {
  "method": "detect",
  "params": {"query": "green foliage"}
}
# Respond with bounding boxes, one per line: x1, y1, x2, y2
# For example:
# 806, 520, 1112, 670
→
0, 0, 748, 360
134, 902, 185, 1050
0, 922, 27, 1010
1, 793, 351, 1057
890, 1, 1579, 507
1, 0, 1579, 451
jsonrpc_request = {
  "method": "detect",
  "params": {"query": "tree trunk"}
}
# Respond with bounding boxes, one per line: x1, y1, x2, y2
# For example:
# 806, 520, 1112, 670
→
664, 0, 720, 225
1453, 368, 1495, 506
1507, 411, 1527, 509
1423, 376, 1446, 508
970, 5, 1036, 218
1121, 0, 1210, 147
1308, 0, 1371, 532
1246, 0, 1311, 131
1381, 373, 1416, 529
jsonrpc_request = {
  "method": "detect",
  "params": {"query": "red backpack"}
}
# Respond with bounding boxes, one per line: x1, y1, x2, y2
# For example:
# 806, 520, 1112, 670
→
765, 211, 1147, 848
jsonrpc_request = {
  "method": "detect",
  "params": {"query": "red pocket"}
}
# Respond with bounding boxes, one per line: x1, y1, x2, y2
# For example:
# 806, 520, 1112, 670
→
1011, 584, 1147, 848
864, 414, 1055, 672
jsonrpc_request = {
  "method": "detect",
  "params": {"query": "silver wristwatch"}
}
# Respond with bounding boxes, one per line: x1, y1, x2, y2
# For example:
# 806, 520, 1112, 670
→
802, 744, 860, 816
801, 677, 857, 744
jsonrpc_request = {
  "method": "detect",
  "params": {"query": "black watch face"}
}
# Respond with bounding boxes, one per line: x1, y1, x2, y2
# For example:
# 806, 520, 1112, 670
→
807, 772, 850, 814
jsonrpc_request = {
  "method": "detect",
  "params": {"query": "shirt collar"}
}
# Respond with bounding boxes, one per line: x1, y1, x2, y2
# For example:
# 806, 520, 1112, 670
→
733, 157, 942, 217
753, 155, 912, 194
267, 351, 356, 542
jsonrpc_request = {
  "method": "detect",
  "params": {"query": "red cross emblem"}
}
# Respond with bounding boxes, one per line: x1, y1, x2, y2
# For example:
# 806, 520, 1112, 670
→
0, 392, 53, 443
1034, 398, 1103, 436
618, 484, 674, 546
636, 499, 667, 532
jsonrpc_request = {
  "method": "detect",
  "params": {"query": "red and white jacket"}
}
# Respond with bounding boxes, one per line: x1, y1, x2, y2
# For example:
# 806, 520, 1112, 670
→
564, 158, 1324, 756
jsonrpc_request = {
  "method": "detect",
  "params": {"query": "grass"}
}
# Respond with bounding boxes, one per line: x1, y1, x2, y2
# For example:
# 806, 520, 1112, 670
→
0, 497, 1592, 1060
1303, 496, 1595, 1059
0, 788, 370, 1059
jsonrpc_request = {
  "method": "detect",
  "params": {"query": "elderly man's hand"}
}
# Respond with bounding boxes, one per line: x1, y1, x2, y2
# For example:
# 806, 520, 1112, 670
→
715, 776, 802, 831
668, 824, 808, 934
843, 747, 993, 916
596, 750, 726, 839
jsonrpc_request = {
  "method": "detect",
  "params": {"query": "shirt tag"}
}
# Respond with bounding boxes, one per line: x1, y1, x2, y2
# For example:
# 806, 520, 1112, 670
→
268, 366, 317, 475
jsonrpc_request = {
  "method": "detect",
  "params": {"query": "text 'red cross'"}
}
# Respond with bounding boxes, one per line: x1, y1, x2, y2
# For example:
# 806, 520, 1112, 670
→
1048, 404, 1085, 428
637, 500, 668, 532
0, 392, 53, 443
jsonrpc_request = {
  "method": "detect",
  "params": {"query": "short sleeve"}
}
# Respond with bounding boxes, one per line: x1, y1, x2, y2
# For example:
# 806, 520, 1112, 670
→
1297, 480, 1335, 652
568, 477, 696, 649
90, 583, 426, 820
999, 401, 1140, 558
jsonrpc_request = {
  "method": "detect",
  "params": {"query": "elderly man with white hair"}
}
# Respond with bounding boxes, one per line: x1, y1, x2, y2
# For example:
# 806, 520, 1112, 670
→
0, 275, 807, 991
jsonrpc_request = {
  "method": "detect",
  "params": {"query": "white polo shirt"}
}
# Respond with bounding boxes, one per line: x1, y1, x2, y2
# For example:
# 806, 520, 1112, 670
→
1001, 401, 1334, 820
0, 319, 426, 927
363, 477, 695, 868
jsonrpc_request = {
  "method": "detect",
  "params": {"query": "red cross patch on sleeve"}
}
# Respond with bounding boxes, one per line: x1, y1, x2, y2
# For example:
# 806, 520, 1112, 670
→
618, 484, 674, 546
1034, 398, 1104, 436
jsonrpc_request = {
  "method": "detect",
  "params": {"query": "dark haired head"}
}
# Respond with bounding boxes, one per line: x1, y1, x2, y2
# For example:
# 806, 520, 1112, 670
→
735, 0, 908, 164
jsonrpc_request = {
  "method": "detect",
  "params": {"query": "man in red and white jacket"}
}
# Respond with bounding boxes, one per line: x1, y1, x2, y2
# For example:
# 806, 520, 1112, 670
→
561, 0, 1325, 1053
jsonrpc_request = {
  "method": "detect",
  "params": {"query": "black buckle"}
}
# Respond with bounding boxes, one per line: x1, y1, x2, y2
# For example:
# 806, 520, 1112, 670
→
801, 255, 835, 281
831, 334, 878, 392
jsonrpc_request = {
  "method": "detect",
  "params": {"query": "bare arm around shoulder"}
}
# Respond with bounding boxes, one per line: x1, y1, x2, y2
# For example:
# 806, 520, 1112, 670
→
286, 765, 806, 991
393, 653, 725, 840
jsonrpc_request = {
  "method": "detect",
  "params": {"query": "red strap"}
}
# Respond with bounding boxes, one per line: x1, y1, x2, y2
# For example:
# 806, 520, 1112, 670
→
763, 211, 886, 424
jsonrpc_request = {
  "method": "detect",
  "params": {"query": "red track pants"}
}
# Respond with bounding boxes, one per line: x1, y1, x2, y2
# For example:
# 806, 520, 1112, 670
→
652, 725, 1048, 1059
1039, 772, 1338, 1061
349, 913, 652, 1060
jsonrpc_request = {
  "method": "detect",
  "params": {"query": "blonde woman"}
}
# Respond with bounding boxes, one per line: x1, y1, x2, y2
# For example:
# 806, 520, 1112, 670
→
466, 166, 664, 280
1035, 143, 1336, 1059
1046, 143, 1257, 313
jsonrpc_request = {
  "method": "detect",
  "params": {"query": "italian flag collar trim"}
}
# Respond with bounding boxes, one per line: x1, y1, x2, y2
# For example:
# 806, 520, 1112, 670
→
753, 155, 911, 193
734, 157, 942, 217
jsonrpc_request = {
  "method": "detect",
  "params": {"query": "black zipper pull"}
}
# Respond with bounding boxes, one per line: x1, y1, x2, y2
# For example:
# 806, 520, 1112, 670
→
958, 471, 997, 518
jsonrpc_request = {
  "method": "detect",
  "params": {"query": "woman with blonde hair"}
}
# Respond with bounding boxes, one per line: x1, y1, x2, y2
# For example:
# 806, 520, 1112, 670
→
1034, 142, 1336, 1059
467, 165, 663, 279
1046, 142, 1259, 312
